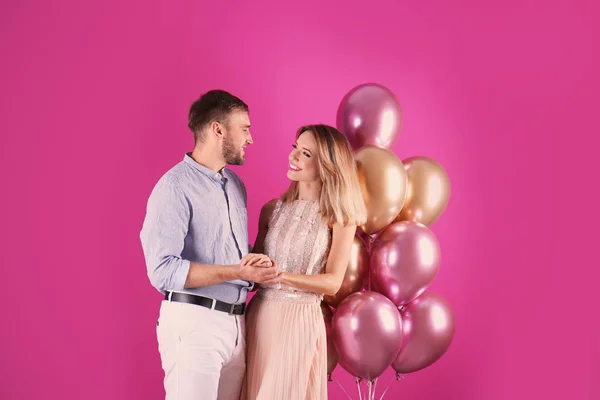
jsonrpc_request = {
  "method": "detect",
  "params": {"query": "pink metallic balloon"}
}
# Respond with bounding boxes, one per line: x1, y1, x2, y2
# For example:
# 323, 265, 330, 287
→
370, 221, 441, 307
320, 302, 339, 375
336, 83, 403, 150
392, 291, 455, 373
332, 291, 403, 380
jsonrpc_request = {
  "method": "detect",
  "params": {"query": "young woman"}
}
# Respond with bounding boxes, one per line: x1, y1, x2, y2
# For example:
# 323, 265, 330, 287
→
242, 124, 367, 399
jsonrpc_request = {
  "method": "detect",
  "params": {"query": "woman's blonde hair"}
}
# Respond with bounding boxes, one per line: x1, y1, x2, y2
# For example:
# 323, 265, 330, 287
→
281, 124, 367, 227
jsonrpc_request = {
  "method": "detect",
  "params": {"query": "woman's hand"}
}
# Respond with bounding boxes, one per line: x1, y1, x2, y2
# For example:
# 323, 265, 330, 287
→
240, 253, 272, 267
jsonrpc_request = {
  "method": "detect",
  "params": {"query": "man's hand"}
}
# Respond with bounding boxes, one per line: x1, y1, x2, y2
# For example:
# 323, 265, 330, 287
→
237, 263, 279, 284
240, 253, 272, 267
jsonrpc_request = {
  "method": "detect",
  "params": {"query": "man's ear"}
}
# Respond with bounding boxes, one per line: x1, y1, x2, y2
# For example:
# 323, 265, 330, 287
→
209, 121, 224, 139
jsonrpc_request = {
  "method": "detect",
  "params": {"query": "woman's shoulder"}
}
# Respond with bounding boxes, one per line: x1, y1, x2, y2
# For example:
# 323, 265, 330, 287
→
258, 198, 281, 229
263, 198, 280, 214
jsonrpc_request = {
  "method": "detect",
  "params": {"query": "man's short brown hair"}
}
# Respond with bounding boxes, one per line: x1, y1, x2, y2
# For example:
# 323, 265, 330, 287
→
188, 90, 249, 143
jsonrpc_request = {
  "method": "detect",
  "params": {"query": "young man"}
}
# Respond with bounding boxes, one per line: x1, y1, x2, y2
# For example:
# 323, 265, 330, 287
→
140, 90, 278, 400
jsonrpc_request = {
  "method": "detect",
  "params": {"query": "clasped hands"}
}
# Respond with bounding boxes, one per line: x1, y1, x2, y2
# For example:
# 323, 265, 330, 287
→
238, 253, 282, 285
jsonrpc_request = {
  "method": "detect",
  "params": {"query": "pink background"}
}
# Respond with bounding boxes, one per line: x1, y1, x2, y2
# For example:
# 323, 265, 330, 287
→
1, 0, 598, 399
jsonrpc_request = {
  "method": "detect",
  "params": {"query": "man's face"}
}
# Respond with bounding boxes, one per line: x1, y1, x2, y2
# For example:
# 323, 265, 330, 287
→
222, 110, 253, 165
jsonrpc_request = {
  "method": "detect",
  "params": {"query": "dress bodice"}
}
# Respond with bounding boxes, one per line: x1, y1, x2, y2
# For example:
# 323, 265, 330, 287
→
258, 199, 331, 303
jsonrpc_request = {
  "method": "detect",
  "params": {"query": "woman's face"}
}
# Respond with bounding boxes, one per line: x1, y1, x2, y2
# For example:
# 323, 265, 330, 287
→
287, 130, 320, 183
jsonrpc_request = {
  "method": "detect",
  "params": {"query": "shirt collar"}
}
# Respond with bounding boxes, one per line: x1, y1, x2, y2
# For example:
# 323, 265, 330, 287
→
183, 153, 228, 183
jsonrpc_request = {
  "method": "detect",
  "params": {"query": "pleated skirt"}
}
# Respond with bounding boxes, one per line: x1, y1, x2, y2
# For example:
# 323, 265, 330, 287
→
242, 290, 327, 400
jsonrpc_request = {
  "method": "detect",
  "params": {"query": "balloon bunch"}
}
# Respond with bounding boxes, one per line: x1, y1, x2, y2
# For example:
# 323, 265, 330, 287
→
322, 83, 455, 399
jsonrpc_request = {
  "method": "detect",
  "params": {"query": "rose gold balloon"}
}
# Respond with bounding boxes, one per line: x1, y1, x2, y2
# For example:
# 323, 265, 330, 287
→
320, 302, 339, 375
356, 231, 379, 291
332, 291, 403, 380
396, 156, 450, 226
355, 146, 407, 234
392, 291, 455, 374
324, 235, 369, 308
336, 83, 403, 150
370, 221, 441, 306
356, 228, 376, 248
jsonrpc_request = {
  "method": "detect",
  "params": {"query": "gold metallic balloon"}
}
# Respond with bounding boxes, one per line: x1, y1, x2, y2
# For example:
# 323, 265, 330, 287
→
396, 156, 450, 226
324, 235, 369, 308
355, 146, 407, 234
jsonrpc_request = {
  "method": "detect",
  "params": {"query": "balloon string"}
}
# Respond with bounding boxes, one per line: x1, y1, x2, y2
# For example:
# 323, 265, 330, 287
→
378, 373, 405, 400
356, 377, 364, 400
329, 377, 355, 400
367, 379, 378, 400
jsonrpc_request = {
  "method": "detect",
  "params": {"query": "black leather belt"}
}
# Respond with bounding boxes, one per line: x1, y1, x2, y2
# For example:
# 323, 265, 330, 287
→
165, 292, 245, 315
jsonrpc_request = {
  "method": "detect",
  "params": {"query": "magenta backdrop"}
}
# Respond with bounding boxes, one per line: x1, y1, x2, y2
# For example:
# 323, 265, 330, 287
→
1, 1, 599, 399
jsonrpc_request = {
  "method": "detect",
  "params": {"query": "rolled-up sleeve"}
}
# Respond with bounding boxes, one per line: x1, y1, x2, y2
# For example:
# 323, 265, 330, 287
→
140, 176, 191, 293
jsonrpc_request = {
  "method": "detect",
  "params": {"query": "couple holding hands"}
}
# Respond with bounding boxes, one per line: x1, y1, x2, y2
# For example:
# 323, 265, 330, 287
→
140, 89, 366, 399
